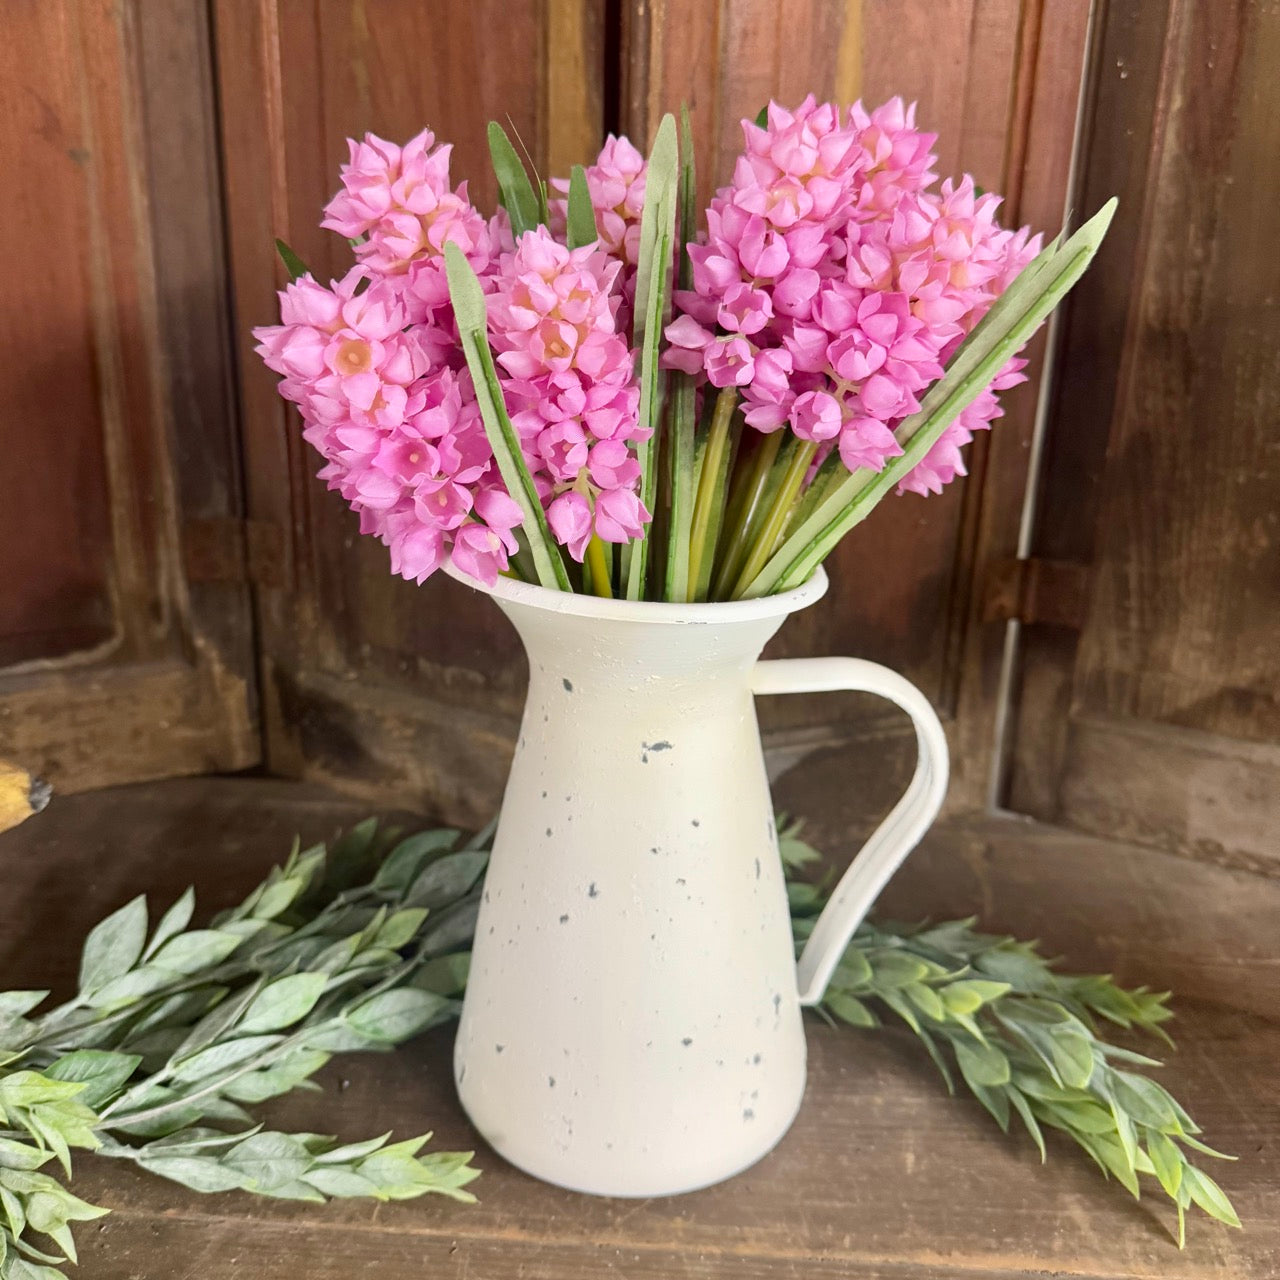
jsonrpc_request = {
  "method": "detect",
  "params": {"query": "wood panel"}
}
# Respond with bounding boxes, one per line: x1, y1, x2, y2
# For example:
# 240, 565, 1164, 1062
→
0, 0, 257, 791
621, 0, 1093, 809
1005, 0, 1280, 868
1, 777, 1275, 1277
0, 2, 116, 667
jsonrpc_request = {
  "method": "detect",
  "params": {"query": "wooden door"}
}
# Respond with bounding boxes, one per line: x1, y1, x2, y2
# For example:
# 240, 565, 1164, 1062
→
0, 1, 258, 791
1002, 0, 1280, 872
218, 0, 1095, 824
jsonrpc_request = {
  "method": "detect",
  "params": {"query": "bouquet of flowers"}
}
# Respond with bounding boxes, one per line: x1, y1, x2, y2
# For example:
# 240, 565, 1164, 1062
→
255, 99, 1113, 601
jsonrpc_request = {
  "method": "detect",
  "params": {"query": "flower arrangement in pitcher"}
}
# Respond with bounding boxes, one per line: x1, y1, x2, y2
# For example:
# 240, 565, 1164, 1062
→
254, 99, 1113, 601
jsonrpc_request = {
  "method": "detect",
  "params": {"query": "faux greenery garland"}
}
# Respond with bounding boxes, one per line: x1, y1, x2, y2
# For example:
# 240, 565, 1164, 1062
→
0, 817, 1238, 1276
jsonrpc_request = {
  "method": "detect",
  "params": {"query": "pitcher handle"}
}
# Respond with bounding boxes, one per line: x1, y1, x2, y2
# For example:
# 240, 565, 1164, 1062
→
751, 657, 950, 1006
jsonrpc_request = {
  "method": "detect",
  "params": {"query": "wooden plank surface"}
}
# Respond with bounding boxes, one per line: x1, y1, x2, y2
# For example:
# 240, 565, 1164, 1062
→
0, 777, 1275, 1277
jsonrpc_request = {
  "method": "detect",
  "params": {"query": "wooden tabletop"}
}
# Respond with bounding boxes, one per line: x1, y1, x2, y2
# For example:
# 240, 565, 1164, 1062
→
2, 778, 1276, 1279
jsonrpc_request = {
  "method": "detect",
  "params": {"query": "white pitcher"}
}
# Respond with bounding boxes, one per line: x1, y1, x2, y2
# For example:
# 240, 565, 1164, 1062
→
446, 563, 948, 1197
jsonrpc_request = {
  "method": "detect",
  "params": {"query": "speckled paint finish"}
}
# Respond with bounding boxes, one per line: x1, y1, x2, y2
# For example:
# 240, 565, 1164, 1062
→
446, 565, 948, 1197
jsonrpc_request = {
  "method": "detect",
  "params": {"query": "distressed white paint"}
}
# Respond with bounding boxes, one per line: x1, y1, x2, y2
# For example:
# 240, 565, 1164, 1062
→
446, 563, 948, 1197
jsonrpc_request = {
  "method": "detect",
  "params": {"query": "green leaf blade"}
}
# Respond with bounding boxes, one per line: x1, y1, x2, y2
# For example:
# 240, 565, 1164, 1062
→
625, 113, 679, 600
274, 238, 310, 282
444, 242, 571, 592
487, 122, 541, 237
78, 896, 148, 995
566, 165, 598, 249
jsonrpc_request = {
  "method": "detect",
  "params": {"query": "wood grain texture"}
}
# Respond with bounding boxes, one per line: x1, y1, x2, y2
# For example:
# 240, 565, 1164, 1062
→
1006, 0, 1280, 863
0, 1, 116, 666
0, 777, 1274, 1278
0, 0, 258, 786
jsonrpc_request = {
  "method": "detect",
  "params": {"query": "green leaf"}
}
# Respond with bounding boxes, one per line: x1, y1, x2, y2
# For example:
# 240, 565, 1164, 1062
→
0, 1073, 86, 1109
1039, 1099, 1118, 1135
904, 982, 946, 1022
239, 974, 328, 1034
374, 830, 459, 893
1107, 1070, 1180, 1132
968, 1081, 1011, 1132
954, 1038, 1011, 1088
82, 965, 173, 1009
1050, 1032, 1096, 1091
303, 1166, 384, 1199
940, 979, 1011, 1015
625, 113, 679, 601
170, 1034, 284, 1083
78, 895, 148, 994
221, 1050, 330, 1104
143, 888, 195, 961
832, 951, 874, 990
754, 105, 769, 128
174, 981, 265, 1059
1146, 1130, 1184, 1200
274, 238, 310, 282
825, 992, 877, 1027
375, 908, 430, 951
867, 951, 931, 989
1007, 1088, 1047, 1162
405, 851, 488, 911
311, 1133, 392, 1165
0, 993, 48, 1022
445, 242, 571, 591
223, 1132, 314, 1191
142, 1127, 262, 1156
149, 929, 241, 975
136, 1154, 250, 1194
1080, 1132, 1141, 1198
744, 199, 1118, 598
43, 1051, 140, 1110
252, 877, 305, 921
413, 952, 470, 996
1178, 1133, 1237, 1161
487, 122, 541, 237
661, 107, 700, 603
566, 165, 598, 249
345, 989, 449, 1044
1181, 1164, 1241, 1228
0, 1139, 52, 1172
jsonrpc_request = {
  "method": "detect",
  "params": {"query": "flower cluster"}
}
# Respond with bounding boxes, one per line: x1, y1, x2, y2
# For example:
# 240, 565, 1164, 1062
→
487, 228, 648, 560
663, 96, 1039, 491
255, 129, 650, 584
254, 100, 1050, 595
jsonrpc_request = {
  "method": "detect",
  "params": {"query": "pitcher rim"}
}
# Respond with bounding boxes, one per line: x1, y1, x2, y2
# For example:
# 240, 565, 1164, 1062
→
444, 558, 829, 623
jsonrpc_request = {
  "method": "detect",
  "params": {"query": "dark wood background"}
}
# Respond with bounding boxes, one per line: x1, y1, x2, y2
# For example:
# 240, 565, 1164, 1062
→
2, 0, 1276, 872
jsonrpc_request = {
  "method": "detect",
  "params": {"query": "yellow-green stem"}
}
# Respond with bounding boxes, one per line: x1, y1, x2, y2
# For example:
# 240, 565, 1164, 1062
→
729, 440, 819, 600
585, 535, 614, 599
686, 387, 737, 600
711, 430, 782, 599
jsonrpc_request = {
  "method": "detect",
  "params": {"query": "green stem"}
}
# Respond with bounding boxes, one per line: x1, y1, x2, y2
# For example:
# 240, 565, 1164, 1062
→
729, 440, 818, 599
711, 430, 782, 599
686, 387, 737, 600
584, 536, 614, 599
784, 452, 845, 540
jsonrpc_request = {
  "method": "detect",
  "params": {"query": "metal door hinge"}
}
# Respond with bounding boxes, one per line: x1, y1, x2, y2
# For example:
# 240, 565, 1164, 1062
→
183, 517, 289, 590
983, 557, 1090, 628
